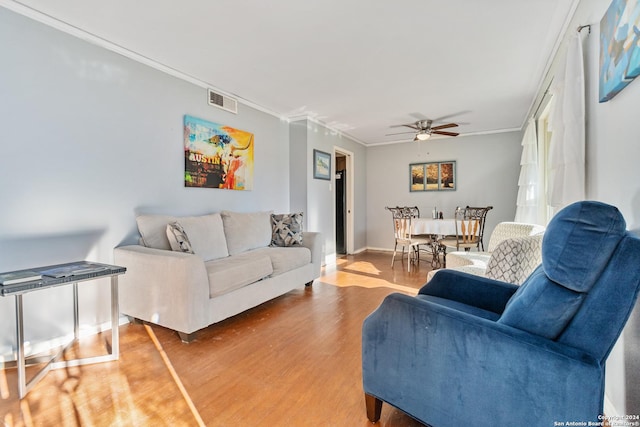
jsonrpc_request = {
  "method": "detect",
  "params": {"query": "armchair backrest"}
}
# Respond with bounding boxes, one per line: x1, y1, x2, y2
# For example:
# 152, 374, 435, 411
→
498, 201, 640, 363
486, 222, 546, 252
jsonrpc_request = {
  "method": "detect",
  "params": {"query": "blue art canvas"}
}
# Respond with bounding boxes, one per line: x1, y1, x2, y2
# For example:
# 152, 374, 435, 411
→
599, 0, 640, 102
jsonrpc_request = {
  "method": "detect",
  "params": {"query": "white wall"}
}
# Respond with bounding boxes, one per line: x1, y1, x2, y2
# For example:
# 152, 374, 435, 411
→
0, 9, 291, 354
532, 0, 640, 415
582, 1, 640, 416
366, 131, 523, 251
290, 119, 368, 261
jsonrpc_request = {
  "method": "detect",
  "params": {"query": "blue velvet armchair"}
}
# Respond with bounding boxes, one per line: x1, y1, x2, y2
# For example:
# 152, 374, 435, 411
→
362, 201, 640, 427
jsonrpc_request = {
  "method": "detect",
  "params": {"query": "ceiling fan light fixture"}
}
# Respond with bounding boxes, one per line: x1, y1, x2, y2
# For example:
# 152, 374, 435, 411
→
415, 131, 431, 141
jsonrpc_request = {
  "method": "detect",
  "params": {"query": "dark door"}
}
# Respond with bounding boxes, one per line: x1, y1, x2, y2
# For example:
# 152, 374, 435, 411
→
335, 169, 346, 254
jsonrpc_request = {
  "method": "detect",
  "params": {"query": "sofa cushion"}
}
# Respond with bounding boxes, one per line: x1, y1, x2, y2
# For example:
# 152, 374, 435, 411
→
271, 212, 303, 247
221, 211, 272, 255
205, 251, 273, 298
167, 214, 229, 261
137, 214, 178, 249
252, 246, 311, 276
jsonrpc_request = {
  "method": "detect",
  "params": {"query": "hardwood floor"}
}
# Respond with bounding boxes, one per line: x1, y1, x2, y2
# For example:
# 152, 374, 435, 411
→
1, 250, 434, 426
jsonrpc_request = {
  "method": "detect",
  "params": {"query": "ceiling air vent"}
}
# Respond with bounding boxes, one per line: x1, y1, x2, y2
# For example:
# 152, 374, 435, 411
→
207, 89, 238, 114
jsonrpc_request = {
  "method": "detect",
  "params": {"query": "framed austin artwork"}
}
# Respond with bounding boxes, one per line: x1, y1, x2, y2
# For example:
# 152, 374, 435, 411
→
183, 115, 254, 190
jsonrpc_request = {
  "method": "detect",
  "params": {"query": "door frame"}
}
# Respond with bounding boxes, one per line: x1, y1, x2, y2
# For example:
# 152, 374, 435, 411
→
334, 146, 354, 254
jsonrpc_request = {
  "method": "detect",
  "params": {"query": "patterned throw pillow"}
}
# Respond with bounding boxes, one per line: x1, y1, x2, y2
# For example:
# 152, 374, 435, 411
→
166, 222, 194, 253
271, 213, 303, 247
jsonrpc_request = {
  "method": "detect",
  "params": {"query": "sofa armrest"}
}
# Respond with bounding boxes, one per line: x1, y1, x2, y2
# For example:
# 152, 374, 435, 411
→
114, 245, 210, 334
302, 231, 323, 278
419, 269, 518, 314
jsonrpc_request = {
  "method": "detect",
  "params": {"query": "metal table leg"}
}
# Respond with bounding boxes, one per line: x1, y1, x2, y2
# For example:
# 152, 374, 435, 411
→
15, 294, 26, 398
12, 275, 121, 398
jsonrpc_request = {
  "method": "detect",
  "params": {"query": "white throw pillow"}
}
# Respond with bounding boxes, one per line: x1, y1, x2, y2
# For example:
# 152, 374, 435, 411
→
166, 222, 194, 253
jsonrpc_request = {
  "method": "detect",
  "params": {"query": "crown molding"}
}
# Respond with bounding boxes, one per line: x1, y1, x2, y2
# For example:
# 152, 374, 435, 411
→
289, 116, 368, 147
0, 0, 285, 120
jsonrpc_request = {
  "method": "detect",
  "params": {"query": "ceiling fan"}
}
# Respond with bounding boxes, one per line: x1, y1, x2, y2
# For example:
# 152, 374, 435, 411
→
387, 119, 459, 141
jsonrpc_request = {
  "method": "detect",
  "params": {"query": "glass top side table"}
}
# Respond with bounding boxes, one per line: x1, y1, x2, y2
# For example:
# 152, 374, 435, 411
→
0, 261, 126, 398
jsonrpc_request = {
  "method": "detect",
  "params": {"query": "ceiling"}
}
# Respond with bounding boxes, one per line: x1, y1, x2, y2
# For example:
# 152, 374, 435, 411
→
5, 0, 577, 145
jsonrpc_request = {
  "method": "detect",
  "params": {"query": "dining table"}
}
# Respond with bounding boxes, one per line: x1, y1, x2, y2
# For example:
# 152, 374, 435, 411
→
411, 218, 457, 236
411, 218, 457, 268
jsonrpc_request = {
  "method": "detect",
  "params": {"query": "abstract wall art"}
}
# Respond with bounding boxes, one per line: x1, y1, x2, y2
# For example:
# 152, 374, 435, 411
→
599, 0, 640, 102
183, 115, 254, 190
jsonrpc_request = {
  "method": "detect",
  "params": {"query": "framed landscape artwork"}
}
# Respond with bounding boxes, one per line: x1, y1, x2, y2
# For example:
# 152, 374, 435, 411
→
599, 0, 640, 102
410, 161, 456, 191
313, 149, 331, 180
183, 115, 254, 190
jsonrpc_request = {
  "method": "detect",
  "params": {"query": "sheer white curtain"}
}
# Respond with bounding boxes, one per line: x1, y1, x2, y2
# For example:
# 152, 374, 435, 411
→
547, 31, 586, 211
515, 118, 540, 224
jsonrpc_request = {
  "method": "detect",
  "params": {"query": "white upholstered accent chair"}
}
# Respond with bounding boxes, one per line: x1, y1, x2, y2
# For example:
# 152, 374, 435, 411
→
427, 222, 546, 284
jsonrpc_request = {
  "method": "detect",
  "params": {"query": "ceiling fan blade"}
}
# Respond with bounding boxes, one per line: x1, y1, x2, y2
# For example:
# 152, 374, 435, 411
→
431, 110, 471, 123
432, 131, 459, 137
389, 123, 419, 130
385, 131, 415, 136
431, 123, 458, 131
408, 112, 429, 121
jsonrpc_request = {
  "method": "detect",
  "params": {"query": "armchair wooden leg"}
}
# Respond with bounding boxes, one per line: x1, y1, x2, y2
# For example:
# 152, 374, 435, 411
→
365, 393, 382, 422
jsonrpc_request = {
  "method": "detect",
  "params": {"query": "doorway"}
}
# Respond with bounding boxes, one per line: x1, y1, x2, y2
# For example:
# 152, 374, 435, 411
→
334, 148, 354, 255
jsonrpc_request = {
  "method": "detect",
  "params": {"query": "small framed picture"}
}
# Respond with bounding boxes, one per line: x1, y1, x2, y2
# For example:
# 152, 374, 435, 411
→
313, 149, 331, 180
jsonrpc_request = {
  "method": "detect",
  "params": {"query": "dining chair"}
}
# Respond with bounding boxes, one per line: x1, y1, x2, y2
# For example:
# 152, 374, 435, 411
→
386, 206, 432, 272
438, 206, 493, 266
404, 206, 437, 259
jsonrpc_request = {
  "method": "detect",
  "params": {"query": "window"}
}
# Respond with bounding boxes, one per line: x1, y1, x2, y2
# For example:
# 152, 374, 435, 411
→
536, 98, 554, 225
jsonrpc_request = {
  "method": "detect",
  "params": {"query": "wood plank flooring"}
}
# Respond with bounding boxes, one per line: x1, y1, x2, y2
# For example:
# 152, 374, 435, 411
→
1, 250, 433, 426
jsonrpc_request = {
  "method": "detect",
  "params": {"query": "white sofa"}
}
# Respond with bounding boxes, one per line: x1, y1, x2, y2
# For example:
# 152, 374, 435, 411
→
428, 222, 545, 285
114, 211, 322, 342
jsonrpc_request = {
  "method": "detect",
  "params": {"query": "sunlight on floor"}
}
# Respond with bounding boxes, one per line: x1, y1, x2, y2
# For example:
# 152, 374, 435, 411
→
0, 367, 9, 399
322, 256, 422, 295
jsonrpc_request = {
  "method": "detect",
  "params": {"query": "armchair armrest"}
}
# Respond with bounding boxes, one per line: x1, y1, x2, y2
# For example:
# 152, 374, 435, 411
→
114, 245, 210, 334
419, 269, 518, 314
